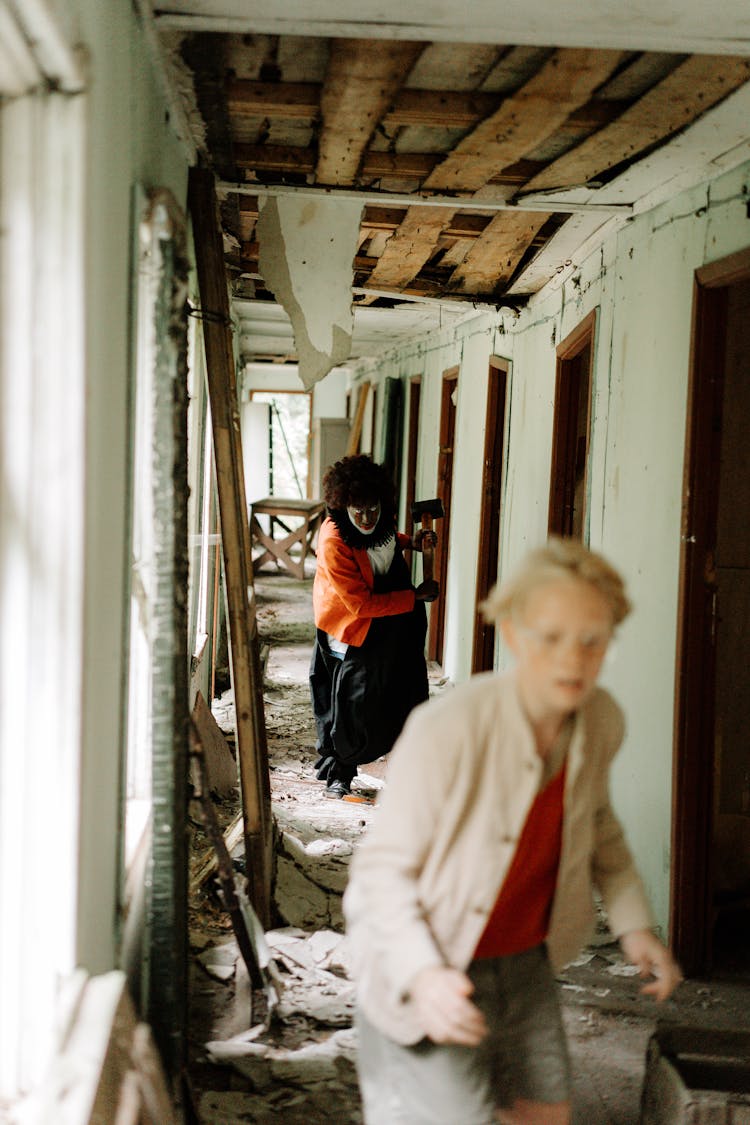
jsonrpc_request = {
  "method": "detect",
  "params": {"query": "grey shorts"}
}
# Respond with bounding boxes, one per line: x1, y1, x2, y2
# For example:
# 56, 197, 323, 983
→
356, 944, 570, 1125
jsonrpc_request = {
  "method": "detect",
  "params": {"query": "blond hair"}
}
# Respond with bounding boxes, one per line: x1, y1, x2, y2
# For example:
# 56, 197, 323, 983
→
482, 537, 631, 626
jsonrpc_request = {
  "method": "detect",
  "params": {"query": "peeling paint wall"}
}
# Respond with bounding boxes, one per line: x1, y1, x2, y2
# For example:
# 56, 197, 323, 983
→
352, 158, 750, 936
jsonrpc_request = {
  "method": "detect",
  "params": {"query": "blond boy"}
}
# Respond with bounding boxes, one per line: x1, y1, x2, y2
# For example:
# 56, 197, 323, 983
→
344, 538, 682, 1125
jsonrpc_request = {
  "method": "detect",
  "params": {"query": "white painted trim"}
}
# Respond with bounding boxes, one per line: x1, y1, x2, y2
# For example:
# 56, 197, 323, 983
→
0, 0, 86, 93
0, 87, 86, 1098
219, 180, 632, 216
153, 1, 750, 56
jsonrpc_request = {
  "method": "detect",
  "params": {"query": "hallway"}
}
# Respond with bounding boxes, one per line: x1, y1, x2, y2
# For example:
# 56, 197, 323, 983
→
186, 567, 750, 1124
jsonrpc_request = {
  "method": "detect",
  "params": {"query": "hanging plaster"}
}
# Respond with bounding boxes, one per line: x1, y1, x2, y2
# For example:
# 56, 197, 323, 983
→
257, 195, 363, 388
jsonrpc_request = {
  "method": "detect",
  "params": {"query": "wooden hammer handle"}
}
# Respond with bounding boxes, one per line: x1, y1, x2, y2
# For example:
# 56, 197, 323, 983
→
420, 513, 435, 583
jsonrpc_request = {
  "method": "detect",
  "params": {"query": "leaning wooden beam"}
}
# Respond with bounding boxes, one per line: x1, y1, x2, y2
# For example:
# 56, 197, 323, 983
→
189, 811, 244, 896
448, 211, 551, 295
424, 47, 628, 194
188, 167, 273, 928
366, 205, 452, 290
316, 38, 424, 185
190, 725, 263, 991
346, 383, 370, 456
520, 54, 750, 195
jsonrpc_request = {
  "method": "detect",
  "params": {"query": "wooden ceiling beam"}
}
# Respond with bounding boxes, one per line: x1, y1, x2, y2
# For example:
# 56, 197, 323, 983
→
365, 206, 453, 289
227, 79, 320, 118
446, 211, 551, 294
382, 88, 500, 129
520, 54, 750, 194
316, 38, 424, 186
423, 47, 629, 193
361, 208, 492, 237
234, 144, 439, 179
226, 78, 632, 137
233, 148, 544, 186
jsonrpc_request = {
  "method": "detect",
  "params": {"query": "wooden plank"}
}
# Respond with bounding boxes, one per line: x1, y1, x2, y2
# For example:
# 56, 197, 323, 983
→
448, 211, 551, 294
191, 691, 238, 797
189, 811, 244, 896
227, 79, 502, 128
187, 167, 272, 928
366, 205, 451, 289
131, 1024, 177, 1125
235, 143, 315, 173
424, 48, 628, 193
113, 1072, 142, 1125
235, 144, 438, 180
227, 78, 319, 118
316, 38, 424, 185
523, 54, 750, 194
346, 382, 370, 455
361, 150, 438, 179
361, 207, 492, 237
383, 88, 500, 129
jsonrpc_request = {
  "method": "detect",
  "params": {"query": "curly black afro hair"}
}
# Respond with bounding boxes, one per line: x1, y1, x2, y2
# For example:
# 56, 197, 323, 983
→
322, 454, 396, 521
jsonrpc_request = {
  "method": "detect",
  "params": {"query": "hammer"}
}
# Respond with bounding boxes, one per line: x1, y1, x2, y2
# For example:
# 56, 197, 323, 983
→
411, 497, 444, 601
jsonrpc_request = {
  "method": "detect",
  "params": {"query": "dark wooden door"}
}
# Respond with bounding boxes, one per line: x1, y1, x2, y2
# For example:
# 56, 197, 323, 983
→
473, 358, 509, 673
548, 311, 595, 540
673, 248, 750, 976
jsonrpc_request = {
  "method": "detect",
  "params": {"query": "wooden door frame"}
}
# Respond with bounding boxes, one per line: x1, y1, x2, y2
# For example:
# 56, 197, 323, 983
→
548, 309, 596, 539
404, 376, 422, 548
671, 246, 750, 974
428, 366, 459, 665
472, 357, 509, 674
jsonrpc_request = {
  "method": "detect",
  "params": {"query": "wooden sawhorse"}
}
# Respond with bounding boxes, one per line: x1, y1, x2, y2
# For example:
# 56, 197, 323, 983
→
249, 497, 325, 580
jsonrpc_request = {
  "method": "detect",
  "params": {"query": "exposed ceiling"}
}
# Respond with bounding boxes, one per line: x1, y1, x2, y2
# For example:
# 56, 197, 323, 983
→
152, 2, 750, 366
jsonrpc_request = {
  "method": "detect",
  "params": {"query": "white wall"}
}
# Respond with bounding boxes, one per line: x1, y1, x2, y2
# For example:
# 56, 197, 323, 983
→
352, 158, 750, 936
72, 0, 189, 973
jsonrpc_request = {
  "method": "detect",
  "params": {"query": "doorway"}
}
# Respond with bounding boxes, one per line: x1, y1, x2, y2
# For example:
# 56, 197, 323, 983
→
428, 366, 458, 666
250, 390, 313, 500
473, 358, 509, 673
672, 248, 750, 978
548, 310, 595, 540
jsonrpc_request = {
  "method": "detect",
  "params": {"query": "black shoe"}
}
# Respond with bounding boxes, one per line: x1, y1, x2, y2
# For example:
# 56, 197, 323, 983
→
324, 780, 351, 799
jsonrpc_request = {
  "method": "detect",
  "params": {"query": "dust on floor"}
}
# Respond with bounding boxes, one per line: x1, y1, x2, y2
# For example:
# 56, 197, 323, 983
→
188, 567, 750, 1125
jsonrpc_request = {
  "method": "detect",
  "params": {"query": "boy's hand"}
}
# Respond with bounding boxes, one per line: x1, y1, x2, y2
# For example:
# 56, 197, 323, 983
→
409, 965, 488, 1046
620, 929, 683, 1001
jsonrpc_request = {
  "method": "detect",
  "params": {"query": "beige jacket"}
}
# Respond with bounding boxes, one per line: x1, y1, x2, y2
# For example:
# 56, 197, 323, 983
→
343, 671, 655, 1044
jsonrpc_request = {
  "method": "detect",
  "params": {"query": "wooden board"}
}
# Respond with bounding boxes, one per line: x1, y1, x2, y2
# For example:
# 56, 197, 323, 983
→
448, 211, 550, 293
523, 54, 750, 194
346, 382, 370, 455
191, 692, 238, 798
366, 206, 451, 289
316, 39, 424, 185
188, 167, 272, 927
423, 47, 627, 193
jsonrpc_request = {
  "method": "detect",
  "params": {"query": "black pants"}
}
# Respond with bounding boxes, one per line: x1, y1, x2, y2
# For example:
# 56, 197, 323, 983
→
309, 605, 428, 787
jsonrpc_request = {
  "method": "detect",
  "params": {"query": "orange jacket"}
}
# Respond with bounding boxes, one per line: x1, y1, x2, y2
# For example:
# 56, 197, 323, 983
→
312, 517, 416, 646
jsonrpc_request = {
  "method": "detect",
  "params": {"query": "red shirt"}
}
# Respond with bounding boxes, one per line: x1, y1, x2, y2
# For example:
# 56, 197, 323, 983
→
473, 762, 567, 959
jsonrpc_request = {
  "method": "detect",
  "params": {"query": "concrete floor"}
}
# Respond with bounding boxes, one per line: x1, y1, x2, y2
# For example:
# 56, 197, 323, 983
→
187, 565, 750, 1125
